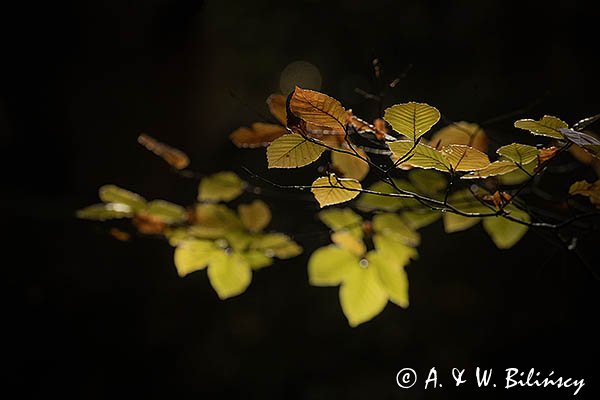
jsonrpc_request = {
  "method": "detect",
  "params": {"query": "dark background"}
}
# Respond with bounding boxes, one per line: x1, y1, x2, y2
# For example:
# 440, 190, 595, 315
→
3, 0, 599, 398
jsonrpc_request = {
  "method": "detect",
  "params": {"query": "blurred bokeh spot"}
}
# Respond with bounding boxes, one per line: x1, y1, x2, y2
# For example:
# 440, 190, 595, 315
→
279, 60, 322, 95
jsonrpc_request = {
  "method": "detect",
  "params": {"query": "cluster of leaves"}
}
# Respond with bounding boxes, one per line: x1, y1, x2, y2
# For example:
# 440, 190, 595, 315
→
79, 85, 599, 327
78, 171, 301, 299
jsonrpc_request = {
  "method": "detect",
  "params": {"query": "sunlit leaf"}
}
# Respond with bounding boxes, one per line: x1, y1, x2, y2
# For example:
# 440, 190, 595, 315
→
384, 102, 440, 141
441, 144, 490, 171
514, 115, 568, 139
496, 143, 539, 165
331, 147, 370, 181
190, 204, 243, 238
99, 185, 147, 211
207, 251, 252, 299
308, 245, 356, 286
388, 140, 450, 171
267, 93, 287, 125
339, 259, 388, 327
538, 146, 559, 164
198, 171, 244, 202
230, 122, 287, 148
145, 200, 187, 224
461, 160, 519, 179
372, 213, 420, 246
238, 200, 271, 232
569, 180, 600, 207
289, 87, 350, 130
482, 208, 530, 249
311, 174, 362, 207
356, 180, 417, 212
174, 239, 219, 277
430, 122, 488, 152
76, 203, 134, 220
318, 208, 363, 237
242, 250, 274, 270
250, 233, 302, 259
331, 231, 366, 257
408, 169, 447, 194
498, 158, 537, 185
370, 250, 410, 308
266, 132, 326, 168
137, 133, 190, 170
224, 230, 253, 252
373, 234, 418, 266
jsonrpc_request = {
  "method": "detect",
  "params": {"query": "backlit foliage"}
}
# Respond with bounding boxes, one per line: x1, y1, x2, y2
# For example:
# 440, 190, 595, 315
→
79, 86, 600, 327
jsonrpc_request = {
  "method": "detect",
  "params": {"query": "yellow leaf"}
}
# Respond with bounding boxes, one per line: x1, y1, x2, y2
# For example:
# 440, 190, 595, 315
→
308, 245, 357, 286
356, 180, 418, 212
388, 140, 450, 171
224, 230, 253, 251
370, 250, 410, 308
238, 200, 271, 232
331, 147, 370, 181
311, 174, 362, 207
266, 132, 326, 168
145, 200, 187, 224
207, 251, 252, 299
441, 144, 490, 171
318, 208, 363, 238
331, 231, 366, 257
242, 250, 273, 270
266, 93, 287, 125
99, 185, 147, 211
482, 208, 530, 249
384, 102, 440, 141
174, 239, 218, 277
250, 233, 302, 259
198, 171, 244, 202
569, 180, 600, 207
229, 122, 287, 148
461, 160, 519, 179
339, 261, 388, 327
496, 143, 539, 165
430, 122, 488, 152
372, 213, 420, 246
514, 115, 568, 139
289, 87, 349, 130
190, 204, 243, 238
372, 234, 418, 266
76, 203, 134, 220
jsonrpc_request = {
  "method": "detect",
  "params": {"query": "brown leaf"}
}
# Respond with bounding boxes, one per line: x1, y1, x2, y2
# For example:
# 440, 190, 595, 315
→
133, 213, 167, 235
267, 94, 287, 125
537, 146, 559, 164
569, 180, 600, 208
109, 228, 131, 242
481, 191, 512, 209
138, 134, 190, 170
229, 122, 288, 148
289, 87, 350, 131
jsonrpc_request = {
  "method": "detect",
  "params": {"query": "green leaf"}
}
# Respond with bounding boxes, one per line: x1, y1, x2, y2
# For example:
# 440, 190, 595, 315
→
498, 158, 537, 185
370, 250, 410, 308
318, 208, 363, 237
250, 233, 302, 259
145, 200, 187, 224
98, 185, 147, 211
482, 208, 530, 249
401, 210, 441, 229
76, 203, 134, 220
408, 169, 447, 194
514, 115, 568, 139
462, 160, 519, 179
373, 234, 418, 266
174, 239, 219, 277
339, 261, 388, 327
224, 230, 253, 251
372, 213, 420, 246
384, 102, 441, 141
238, 200, 271, 232
207, 251, 253, 299
356, 180, 417, 212
496, 143, 539, 165
198, 171, 243, 202
308, 245, 357, 286
267, 133, 326, 168
189, 204, 243, 238
430, 121, 488, 152
388, 140, 450, 171
442, 190, 489, 233
311, 174, 362, 207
